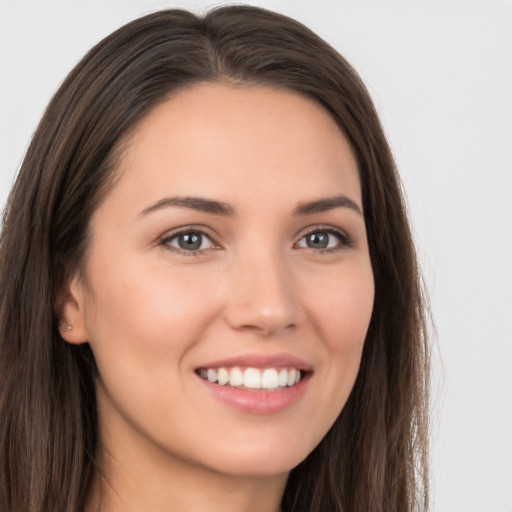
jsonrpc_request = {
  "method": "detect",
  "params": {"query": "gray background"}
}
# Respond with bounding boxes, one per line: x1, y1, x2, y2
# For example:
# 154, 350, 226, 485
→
1, 1, 511, 510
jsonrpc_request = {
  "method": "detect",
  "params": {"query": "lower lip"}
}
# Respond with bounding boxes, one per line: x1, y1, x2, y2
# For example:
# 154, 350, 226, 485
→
197, 374, 310, 414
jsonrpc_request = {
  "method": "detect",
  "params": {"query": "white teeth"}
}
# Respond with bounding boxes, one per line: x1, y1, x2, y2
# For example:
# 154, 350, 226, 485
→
217, 367, 229, 386
261, 368, 279, 389
229, 367, 244, 387
287, 368, 297, 387
199, 366, 303, 389
243, 368, 262, 389
278, 368, 288, 387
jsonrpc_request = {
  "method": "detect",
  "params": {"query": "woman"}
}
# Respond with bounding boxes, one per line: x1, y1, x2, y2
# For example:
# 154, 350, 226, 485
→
0, 6, 429, 512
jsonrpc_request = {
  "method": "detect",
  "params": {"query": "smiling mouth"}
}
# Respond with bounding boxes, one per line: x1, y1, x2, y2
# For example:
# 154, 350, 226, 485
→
196, 366, 306, 391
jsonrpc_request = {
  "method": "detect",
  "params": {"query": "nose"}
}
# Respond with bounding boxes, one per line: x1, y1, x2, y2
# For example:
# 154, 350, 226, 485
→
224, 250, 298, 336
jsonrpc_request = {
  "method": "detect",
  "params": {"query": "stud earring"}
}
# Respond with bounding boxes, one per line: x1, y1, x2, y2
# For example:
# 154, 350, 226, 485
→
60, 323, 72, 332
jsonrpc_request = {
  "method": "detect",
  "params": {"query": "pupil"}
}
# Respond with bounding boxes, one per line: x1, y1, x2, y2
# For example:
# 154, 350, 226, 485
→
307, 232, 328, 249
178, 233, 202, 250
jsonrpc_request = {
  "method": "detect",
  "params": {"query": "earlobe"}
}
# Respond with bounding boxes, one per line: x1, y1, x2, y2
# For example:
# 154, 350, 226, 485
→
59, 275, 90, 345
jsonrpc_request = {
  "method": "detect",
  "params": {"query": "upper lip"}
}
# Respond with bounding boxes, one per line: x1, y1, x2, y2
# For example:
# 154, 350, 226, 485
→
196, 353, 313, 371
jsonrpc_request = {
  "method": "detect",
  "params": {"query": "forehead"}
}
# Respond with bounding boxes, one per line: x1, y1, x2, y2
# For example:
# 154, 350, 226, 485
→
104, 83, 361, 215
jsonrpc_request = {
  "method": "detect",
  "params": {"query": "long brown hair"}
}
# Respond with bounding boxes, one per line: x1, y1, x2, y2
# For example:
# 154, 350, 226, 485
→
0, 6, 429, 511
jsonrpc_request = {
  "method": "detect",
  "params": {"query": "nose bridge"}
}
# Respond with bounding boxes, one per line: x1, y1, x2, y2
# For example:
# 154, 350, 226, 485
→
225, 241, 297, 335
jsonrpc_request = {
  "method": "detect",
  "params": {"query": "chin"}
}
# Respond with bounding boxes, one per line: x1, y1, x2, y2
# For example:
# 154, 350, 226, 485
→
189, 431, 319, 478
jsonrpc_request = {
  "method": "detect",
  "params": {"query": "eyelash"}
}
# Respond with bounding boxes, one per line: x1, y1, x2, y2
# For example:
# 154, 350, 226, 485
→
159, 226, 353, 256
296, 226, 353, 252
160, 226, 220, 256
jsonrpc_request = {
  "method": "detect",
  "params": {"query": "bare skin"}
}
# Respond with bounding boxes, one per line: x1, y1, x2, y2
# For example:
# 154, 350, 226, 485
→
61, 84, 374, 512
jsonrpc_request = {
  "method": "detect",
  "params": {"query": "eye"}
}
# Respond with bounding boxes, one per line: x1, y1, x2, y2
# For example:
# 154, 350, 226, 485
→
162, 229, 216, 254
296, 229, 351, 251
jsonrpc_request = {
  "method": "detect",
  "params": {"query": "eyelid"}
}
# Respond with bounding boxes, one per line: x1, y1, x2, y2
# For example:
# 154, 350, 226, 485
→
157, 223, 353, 256
294, 225, 353, 250
159, 225, 222, 254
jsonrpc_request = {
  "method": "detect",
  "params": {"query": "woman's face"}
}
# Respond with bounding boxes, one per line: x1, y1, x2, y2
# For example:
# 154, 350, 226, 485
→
63, 84, 374, 478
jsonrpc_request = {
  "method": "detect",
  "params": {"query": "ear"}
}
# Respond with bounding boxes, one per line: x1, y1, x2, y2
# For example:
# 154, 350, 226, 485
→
58, 274, 90, 345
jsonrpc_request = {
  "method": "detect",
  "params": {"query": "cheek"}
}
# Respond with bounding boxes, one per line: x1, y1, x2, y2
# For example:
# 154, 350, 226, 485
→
306, 263, 374, 407
309, 263, 374, 352
83, 262, 220, 383
82, 263, 224, 441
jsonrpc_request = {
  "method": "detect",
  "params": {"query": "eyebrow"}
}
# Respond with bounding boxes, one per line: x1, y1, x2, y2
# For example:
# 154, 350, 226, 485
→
139, 194, 362, 217
139, 196, 235, 217
293, 195, 362, 216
